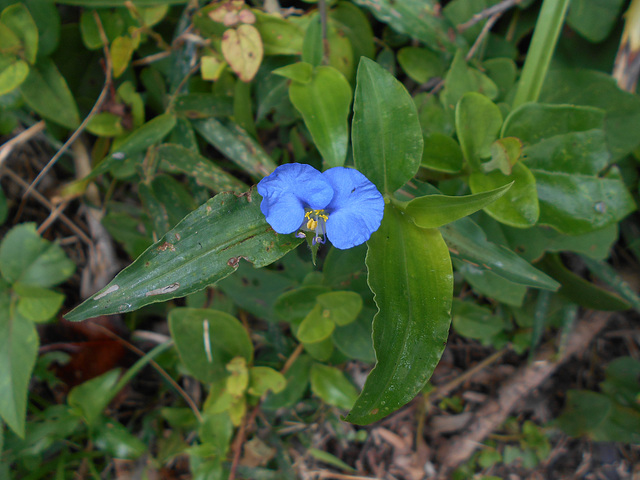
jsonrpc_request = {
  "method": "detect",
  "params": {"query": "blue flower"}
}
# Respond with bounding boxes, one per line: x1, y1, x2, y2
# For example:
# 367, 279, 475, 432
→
257, 163, 384, 250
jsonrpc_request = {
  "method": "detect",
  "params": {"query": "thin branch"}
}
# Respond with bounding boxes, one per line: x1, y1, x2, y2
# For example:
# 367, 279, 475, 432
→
318, 0, 330, 64
3, 168, 93, 246
21, 11, 113, 200
436, 310, 614, 472
0, 120, 46, 168
458, 0, 523, 32
466, 12, 502, 61
89, 322, 203, 423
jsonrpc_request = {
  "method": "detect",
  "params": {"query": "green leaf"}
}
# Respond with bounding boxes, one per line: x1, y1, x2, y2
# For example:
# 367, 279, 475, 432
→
455, 92, 503, 171
352, 57, 423, 193
421, 133, 464, 173
531, 167, 635, 235
0, 288, 38, 437
439, 217, 560, 290
556, 390, 640, 443
0, 223, 75, 288
397, 46, 444, 84
310, 364, 358, 410
110, 35, 134, 78
469, 162, 540, 228
254, 10, 304, 56
404, 182, 513, 229
455, 259, 527, 307
580, 256, 640, 312
93, 417, 147, 459
1, 3, 38, 64
262, 354, 312, 410
14, 283, 64, 323
248, 366, 286, 397
332, 308, 375, 362
174, 93, 233, 119
540, 69, 640, 161
452, 299, 506, 344
23, 0, 60, 57
65, 191, 302, 321
567, 0, 625, 43
288, 66, 352, 168
156, 144, 248, 193
483, 137, 522, 175
512, 0, 571, 107
272, 62, 313, 84
499, 222, 618, 263
89, 113, 177, 178
345, 206, 452, 424
19, 57, 79, 129
352, 0, 461, 53
330, 2, 375, 62
169, 308, 253, 384
296, 304, 335, 343
86, 112, 124, 137
539, 255, 630, 311
308, 448, 356, 473
273, 285, 330, 324
0, 57, 29, 96
68, 369, 121, 427
193, 117, 277, 181
441, 50, 499, 111
316, 291, 362, 326
502, 103, 605, 143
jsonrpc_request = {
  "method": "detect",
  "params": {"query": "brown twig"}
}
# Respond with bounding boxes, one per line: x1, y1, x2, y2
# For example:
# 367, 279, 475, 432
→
89, 321, 204, 423
0, 120, 46, 167
311, 472, 383, 480
21, 11, 112, 201
457, 0, 523, 32
3, 168, 93, 246
465, 12, 502, 61
436, 310, 614, 473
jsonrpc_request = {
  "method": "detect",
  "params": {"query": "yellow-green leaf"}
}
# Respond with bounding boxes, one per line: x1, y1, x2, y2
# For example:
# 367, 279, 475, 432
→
221, 24, 263, 82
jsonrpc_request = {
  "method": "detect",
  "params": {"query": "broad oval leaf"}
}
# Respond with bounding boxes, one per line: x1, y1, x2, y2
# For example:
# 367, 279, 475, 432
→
221, 24, 263, 83
455, 92, 503, 171
345, 205, 452, 425
404, 182, 513, 229
0, 58, 29, 96
65, 191, 303, 322
19, 57, 80, 129
469, 162, 539, 228
311, 364, 359, 410
168, 308, 253, 384
352, 57, 423, 193
296, 304, 335, 343
289, 65, 352, 168
1, 3, 38, 64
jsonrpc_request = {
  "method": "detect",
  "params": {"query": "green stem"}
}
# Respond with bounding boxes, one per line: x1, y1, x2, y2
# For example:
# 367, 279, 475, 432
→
512, 0, 571, 108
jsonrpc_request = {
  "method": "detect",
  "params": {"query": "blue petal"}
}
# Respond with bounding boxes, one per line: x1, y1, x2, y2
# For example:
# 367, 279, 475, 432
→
257, 163, 334, 234
323, 167, 385, 249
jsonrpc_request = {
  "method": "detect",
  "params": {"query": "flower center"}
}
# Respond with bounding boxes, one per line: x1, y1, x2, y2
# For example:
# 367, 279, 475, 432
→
302, 209, 329, 245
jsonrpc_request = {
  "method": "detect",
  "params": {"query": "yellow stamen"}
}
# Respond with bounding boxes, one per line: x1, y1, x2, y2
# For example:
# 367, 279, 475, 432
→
307, 218, 318, 230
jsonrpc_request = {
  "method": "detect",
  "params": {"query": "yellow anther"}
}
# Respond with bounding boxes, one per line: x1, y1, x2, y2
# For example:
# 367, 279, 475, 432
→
307, 218, 318, 230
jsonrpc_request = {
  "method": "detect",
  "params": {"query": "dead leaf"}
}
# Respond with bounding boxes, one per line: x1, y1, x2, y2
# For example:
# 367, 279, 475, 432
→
221, 24, 263, 82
